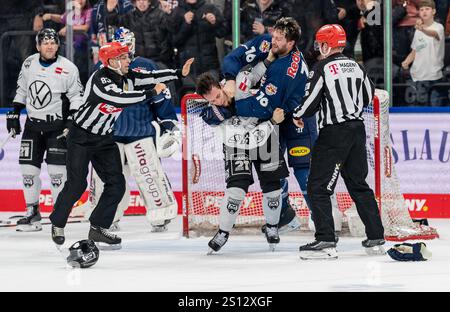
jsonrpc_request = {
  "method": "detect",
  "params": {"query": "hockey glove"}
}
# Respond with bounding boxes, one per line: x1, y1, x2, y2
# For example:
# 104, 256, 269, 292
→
200, 105, 233, 126
387, 242, 432, 261
6, 111, 21, 137
152, 120, 181, 158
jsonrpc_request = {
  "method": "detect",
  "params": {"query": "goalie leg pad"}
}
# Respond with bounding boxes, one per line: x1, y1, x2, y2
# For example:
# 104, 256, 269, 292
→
124, 137, 177, 224
219, 187, 246, 232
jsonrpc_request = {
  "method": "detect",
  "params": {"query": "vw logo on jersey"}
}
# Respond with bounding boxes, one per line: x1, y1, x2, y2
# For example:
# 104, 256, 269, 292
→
28, 80, 52, 110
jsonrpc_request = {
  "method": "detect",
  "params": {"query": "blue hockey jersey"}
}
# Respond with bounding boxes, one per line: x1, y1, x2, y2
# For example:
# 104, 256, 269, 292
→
222, 35, 309, 120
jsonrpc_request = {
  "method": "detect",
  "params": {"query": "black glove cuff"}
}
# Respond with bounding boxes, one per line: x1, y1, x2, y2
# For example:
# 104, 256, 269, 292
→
12, 102, 25, 114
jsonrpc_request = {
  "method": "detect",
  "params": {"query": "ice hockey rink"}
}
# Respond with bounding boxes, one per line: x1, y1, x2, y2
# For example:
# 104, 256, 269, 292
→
1, 213, 449, 292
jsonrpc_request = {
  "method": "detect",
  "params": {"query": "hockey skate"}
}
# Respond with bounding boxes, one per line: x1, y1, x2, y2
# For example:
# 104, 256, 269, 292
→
299, 240, 338, 260
362, 238, 386, 255
261, 216, 301, 235
207, 229, 229, 255
151, 220, 171, 233
16, 205, 42, 232
89, 225, 122, 250
264, 224, 280, 252
51, 225, 65, 246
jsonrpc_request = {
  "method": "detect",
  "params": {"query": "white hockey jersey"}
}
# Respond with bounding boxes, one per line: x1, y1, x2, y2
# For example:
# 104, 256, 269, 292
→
14, 53, 83, 130
216, 61, 275, 150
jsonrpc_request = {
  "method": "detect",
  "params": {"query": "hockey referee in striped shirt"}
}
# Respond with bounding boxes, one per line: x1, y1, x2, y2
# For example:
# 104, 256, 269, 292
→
50, 42, 193, 248
293, 25, 385, 260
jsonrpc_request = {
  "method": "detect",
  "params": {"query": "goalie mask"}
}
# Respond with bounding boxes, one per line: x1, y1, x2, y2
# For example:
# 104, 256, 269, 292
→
152, 120, 181, 158
66, 239, 100, 268
113, 27, 136, 59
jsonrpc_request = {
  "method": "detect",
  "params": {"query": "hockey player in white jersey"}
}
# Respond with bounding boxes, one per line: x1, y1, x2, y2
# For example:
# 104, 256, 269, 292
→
196, 53, 289, 253
6, 28, 83, 232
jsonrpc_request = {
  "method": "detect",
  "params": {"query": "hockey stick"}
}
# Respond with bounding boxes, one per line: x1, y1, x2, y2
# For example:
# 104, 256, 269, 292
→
0, 217, 86, 228
0, 131, 14, 150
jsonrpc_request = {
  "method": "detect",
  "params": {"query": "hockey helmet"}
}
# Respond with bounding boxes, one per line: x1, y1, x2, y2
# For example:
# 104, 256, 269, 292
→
113, 27, 136, 56
66, 239, 100, 268
315, 24, 346, 49
99, 41, 130, 67
36, 28, 60, 46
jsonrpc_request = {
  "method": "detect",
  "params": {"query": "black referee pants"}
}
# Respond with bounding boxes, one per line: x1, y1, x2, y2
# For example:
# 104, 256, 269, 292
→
307, 120, 384, 242
50, 125, 125, 229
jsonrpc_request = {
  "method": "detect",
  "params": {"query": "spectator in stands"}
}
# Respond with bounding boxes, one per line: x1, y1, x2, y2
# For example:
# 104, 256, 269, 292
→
170, 0, 226, 79
358, 0, 384, 63
335, 0, 361, 58
393, 0, 420, 66
0, 0, 44, 106
239, 0, 290, 42
402, 0, 445, 106
435, 0, 449, 24
286, 0, 339, 66
90, 0, 134, 46
42, 0, 93, 85
106, 0, 173, 67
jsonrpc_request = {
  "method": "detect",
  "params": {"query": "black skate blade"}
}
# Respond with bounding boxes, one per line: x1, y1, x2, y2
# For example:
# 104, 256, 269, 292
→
95, 242, 121, 250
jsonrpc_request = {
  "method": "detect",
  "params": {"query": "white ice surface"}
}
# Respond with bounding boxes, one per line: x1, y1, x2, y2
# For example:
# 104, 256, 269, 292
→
1, 213, 449, 292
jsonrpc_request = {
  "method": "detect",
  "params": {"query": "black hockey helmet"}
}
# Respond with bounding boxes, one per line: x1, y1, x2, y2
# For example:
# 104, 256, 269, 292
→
66, 239, 99, 268
36, 28, 60, 46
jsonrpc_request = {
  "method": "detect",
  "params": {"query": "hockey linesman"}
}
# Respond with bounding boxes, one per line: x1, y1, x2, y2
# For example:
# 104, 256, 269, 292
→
49, 42, 188, 249
293, 24, 385, 260
85, 28, 192, 233
6, 28, 83, 232
196, 53, 288, 253
221, 18, 317, 233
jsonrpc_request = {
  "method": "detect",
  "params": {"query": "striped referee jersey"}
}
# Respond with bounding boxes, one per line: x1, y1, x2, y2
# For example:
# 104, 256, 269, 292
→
293, 53, 375, 129
74, 66, 181, 135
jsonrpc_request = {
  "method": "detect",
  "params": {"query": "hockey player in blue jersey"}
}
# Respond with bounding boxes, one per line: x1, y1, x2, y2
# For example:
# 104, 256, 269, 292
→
221, 17, 318, 232
84, 28, 194, 232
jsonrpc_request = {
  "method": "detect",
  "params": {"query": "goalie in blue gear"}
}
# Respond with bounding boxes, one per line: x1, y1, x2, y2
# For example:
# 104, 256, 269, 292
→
221, 18, 318, 233
82, 28, 193, 232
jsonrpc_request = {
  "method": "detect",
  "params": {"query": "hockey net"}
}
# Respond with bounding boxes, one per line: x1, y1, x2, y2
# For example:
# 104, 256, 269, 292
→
181, 90, 439, 241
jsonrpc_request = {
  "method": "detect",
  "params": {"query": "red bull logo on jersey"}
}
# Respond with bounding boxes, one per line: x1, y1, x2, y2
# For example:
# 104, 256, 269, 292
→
99, 103, 123, 114
265, 83, 277, 95
287, 51, 301, 78
259, 40, 271, 53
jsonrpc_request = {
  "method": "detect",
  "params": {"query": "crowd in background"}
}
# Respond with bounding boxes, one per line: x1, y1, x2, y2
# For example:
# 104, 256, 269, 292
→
1, 0, 450, 107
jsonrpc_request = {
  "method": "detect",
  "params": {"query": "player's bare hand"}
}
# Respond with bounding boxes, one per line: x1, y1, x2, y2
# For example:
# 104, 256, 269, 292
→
182, 58, 195, 77
223, 80, 235, 98
154, 83, 167, 95
401, 60, 410, 70
293, 118, 304, 129
271, 108, 284, 124
184, 11, 194, 24
204, 13, 216, 25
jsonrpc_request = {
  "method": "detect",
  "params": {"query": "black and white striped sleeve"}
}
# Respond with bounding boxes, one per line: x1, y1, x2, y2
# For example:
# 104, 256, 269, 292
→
360, 66, 375, 108
131, 68, 182, 87
92, 75, 151, 108
293, 68, 324, 119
